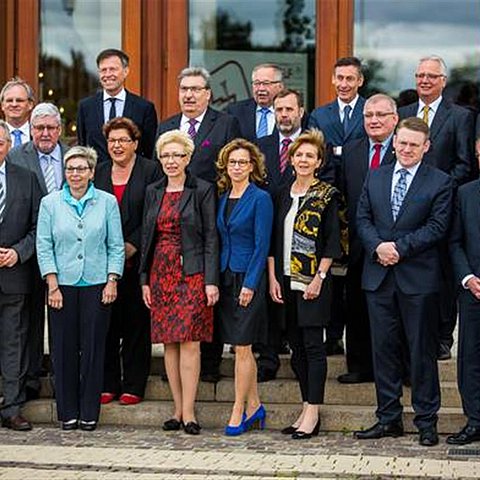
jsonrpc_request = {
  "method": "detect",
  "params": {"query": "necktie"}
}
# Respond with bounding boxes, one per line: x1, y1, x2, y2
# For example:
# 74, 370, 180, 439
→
343, 105, 352, 135
279, 138, 292, 174
391, 168, 409, 220
12, 130, 22, 148
42, 155, 56, 193
257, 108, 270, 138
370, 144, 382, 170
187, 119, 197, 139
108, 97, 117, 121
0, 177, 5, 223
422, 105, 430, 125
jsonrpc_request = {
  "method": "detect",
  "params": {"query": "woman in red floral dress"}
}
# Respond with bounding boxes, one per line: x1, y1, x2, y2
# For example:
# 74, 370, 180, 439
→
139, 130, 219, 435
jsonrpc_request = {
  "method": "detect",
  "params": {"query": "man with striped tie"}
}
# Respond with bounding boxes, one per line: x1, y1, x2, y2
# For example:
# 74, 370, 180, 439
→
0, 120, 41, 431
0, 78, 35, 149
7, 102, 69, 402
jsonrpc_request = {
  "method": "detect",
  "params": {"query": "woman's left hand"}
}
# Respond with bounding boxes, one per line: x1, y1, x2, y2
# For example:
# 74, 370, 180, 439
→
205, 284, 219, 307
102, 281, 117, 304
303, 275, 323, 301
239, 287, 254, 308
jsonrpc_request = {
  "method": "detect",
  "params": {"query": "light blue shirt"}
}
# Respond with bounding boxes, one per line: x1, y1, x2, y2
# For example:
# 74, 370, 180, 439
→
390, 161, 421, 199
368, 134, 393, 167
36, 185, 125, 286
103, 88, 126, 123
255, 106, 275, 136
0, 161, 6, 197
38, 144, 63, 190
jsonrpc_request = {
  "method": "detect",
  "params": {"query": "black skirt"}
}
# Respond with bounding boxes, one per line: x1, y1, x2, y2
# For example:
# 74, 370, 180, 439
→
218, 269, 268, 345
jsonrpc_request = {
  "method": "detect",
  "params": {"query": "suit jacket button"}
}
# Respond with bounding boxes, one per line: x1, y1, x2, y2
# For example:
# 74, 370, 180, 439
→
78, 254, 83, 260
78, 223, 83, 229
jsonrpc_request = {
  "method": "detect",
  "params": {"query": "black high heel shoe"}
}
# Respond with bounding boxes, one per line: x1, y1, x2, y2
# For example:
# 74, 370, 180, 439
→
281, 425, 298, 435
291, 419, 320, 440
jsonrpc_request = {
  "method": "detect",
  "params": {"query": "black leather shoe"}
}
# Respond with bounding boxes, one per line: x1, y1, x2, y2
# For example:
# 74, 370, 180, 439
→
61, 420, 78, 431
1, 414, 32, 431
257, 369, 277, 383
354, 421, 404, 439
419, 426, 439, 446
79, 420, 97, 431
200, 373, 221, 383
281, 425, 298, 435
446, 425, 480, 445
337, 372, 374, 384
325, 340, 344, 356
184, 421, 201, 435
437, 343, 451, 361
291, 419, 320, 440
163, 418, 183, 431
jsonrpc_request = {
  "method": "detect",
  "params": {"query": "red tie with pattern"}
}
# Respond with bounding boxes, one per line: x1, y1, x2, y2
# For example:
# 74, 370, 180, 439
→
279, 138, 292, 174
370, 143, 382, 170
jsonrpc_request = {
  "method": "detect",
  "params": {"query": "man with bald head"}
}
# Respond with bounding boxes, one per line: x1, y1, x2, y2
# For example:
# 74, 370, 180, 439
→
338, 94, 398, 384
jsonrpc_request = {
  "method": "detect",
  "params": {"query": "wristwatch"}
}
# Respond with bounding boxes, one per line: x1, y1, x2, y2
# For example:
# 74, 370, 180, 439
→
316, 270, 327, 280
108, 275, 119, 283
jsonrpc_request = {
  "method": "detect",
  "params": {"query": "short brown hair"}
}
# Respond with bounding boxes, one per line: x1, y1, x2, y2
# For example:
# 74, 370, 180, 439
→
334, 57, 363, 77
96, 49, 129, 68
288, 129, 326, 167
396, 117, 430, 139
273, 88, 304, 108
103, 117, 141, 141
216, 138, 266, 193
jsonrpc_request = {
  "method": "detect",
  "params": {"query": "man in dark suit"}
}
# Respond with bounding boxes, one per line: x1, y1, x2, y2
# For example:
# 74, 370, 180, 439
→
337, 94, 398, 385
7, 102, 68, 400
399, 55, 475, 360
0, 120, 41, 431
0, 78, 35, 148
225, 63, 284, 142
447, 135, 480, 446
157, 66, 240, 382
157, 66, 241, 184
354, 117, 453, 447
308, 56, 367, 355
77, 49, 157, 163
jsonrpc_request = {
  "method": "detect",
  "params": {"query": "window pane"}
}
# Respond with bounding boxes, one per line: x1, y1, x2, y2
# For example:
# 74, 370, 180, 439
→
354, 0, 480, 106
189, 0, 316, 110
40, 0, 121, 138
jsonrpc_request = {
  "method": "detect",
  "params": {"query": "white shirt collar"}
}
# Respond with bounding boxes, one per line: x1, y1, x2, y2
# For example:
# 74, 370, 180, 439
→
279, 128, 302, 145
256, 105, 274, 114
418, 95, 443, 116
103, 88, 126, 102
0, 160, 6, 175
180, 110, 207, 129
393, 160, 421, 177
8, 121, 30, 137
37, 144, 62, 163
338, 95, 359, 114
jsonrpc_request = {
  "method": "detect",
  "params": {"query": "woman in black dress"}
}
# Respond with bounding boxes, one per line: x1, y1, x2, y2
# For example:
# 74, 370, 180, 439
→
139, 130, 219, 435
269, 129, 342, 439
216, 139, 273, 436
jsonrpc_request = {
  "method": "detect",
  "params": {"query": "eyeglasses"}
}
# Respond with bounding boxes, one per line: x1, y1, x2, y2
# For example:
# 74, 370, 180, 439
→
179, 86, 208, 94
251, 80, 281, 88
415, 73, 445, 81
107, 138, 133, 146
227, 159, 251, 168
364, 112, 396, 119
159, 153, 188, 160
65, 166, 91, 173
32, 125, 59, 132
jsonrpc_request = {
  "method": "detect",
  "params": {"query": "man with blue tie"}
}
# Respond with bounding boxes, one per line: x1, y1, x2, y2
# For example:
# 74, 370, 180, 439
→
0, 78, 35, 149
354, 117, 453, 447
7, 102, 69, 401
226, 63, 284, 142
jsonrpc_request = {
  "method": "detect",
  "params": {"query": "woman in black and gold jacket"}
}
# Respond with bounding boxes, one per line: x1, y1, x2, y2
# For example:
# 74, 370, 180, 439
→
268, 129, 343, 440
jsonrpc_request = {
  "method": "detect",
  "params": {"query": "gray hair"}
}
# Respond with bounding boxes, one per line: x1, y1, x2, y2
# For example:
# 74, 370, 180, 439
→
418, 55, 448, 76
364, 93, 398, 114
64, 146, 98, 170
31, 103, 61, 125
178, 67, 211, 89
252, 63, 283, 82
0, 77, 35, 103
0, 120, 12, 143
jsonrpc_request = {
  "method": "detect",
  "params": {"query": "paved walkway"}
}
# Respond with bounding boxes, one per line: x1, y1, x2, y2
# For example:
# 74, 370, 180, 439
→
0, 425, 479, 479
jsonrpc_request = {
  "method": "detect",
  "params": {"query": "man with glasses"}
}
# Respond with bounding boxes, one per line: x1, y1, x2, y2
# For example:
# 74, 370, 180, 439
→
399, 55, 476, 361
0, 120, 41, 431
77, 48, 157, 163
157, 66, 240, 185
8, 103, 69, 401
0, 78, 35, 148
226, 63, 284, 142
337, 94, 398, 385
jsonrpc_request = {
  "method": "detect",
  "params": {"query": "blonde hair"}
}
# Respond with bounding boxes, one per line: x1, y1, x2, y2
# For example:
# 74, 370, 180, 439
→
289, 129, 326, 167
155, 130, 194, 159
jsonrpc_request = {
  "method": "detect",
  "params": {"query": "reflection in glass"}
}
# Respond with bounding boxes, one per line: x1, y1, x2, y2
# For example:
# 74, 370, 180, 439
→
189, 0, 316, 110
354, 0, 480, 109
40, 0, 121, 138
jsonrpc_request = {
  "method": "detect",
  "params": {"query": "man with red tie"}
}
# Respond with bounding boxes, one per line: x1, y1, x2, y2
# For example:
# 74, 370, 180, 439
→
338, 94, 398, 384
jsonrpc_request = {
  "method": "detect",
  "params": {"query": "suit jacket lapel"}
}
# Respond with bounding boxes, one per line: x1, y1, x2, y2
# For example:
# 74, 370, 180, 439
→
429, 99, 449, 142
382, 139, 395, 166
3, 163, 19, 219
26, 144, 48, 193
123, 90, 133, 119
95, 91, 104, 132
327, 102, 344, 142
345, 100, 363, 141
380, 165, 395, 224
195, 108, 216, 148
395, 162, 427, 222
226, 183, 256, 225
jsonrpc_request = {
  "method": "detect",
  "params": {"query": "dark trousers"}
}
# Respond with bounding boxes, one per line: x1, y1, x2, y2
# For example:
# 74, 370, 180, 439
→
326, 274, 346, 344
0, 293, 29, 418
286, 286, 327, 404
255, 297, 281, 375
103, 267, 151, 397
438, 246, 457, 347
50, 285, 110, 422
200, 309, 223, 376
458, 290, 480, 427
366, 273, 440, 430
345, 262, 373, 376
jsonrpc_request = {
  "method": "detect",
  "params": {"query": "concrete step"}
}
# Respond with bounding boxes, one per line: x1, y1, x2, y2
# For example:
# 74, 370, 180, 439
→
23, 399, 466, 434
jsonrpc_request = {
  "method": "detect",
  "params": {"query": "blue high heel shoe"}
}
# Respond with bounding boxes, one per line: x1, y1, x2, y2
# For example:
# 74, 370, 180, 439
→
243, 404, 266, 431
224, 421, 245, 436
